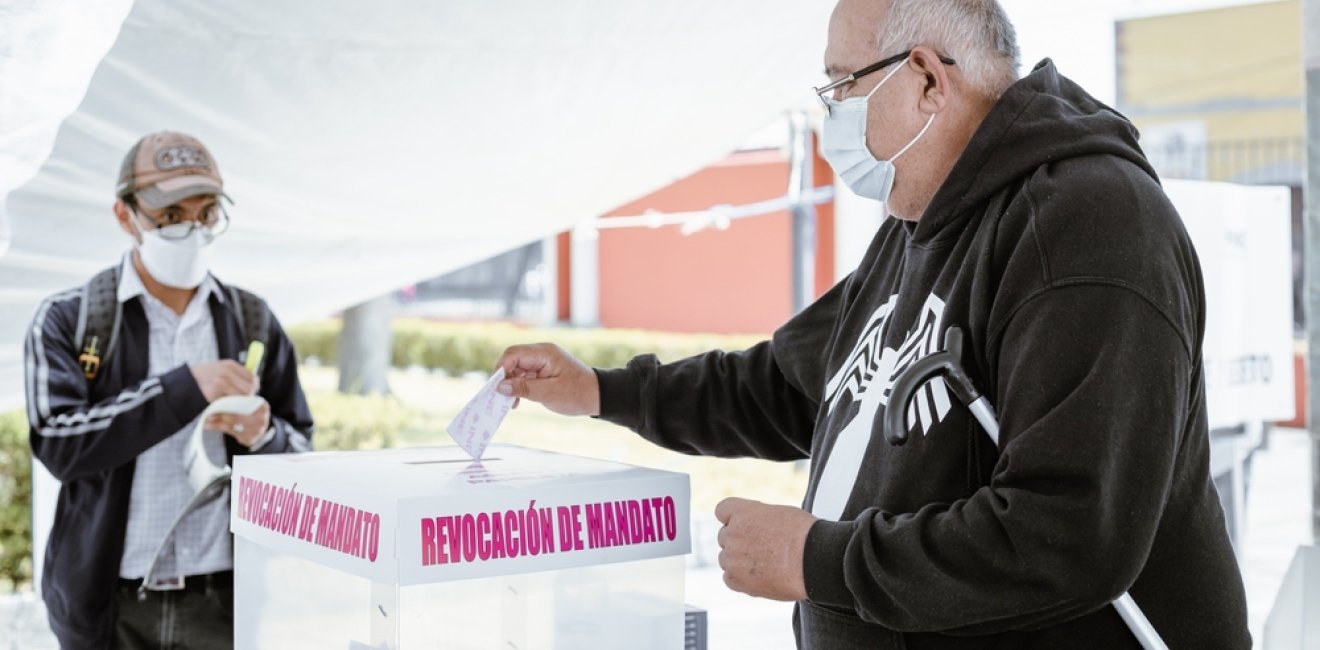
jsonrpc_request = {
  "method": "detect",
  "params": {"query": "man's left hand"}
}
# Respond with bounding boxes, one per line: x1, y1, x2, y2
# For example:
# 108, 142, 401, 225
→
205, 399, 271, 447
714, 497, 817, 601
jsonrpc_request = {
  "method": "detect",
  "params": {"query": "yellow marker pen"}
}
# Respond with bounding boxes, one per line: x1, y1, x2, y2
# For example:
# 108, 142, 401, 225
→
244, 340, 266, 374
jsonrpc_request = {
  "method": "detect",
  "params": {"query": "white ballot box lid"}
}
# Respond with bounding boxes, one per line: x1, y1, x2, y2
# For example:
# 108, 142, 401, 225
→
231, 444, 691, 586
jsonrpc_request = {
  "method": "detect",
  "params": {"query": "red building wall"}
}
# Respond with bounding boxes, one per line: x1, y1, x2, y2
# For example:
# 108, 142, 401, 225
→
592, 147, 834, 334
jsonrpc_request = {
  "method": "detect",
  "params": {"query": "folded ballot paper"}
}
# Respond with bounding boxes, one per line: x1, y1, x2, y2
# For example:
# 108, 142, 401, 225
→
446, 367, 516, 460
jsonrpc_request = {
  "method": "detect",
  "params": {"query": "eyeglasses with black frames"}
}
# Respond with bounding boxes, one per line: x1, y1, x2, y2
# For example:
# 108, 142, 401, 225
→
814, 49, 957, 115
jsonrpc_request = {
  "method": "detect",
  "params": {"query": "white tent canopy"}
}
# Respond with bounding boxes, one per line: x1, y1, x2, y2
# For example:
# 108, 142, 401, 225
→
0, 0, 835, 410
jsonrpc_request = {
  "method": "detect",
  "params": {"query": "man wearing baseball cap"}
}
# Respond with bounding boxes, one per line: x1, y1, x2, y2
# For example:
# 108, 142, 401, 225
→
25, 131, 315, 649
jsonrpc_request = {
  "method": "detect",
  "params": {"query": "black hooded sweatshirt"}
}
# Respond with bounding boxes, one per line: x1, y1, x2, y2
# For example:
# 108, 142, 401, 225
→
595, 60, 1250, 649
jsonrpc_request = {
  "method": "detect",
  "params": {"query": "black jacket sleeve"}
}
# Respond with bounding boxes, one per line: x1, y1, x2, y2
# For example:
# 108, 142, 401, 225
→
230, 312, 314, 456
594, 277, 848, 461
803, 284, 1190, 633
25, 296, 209, 482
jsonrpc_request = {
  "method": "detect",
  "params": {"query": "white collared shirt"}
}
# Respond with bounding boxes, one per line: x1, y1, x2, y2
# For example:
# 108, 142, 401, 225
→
117, 254, 234, 581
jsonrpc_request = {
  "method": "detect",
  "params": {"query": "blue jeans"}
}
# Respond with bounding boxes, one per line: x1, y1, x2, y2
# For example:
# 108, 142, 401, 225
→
113, 571, 233, 650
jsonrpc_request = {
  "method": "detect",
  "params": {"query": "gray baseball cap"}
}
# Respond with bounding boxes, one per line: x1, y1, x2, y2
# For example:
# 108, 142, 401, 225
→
115, 131, 232, 209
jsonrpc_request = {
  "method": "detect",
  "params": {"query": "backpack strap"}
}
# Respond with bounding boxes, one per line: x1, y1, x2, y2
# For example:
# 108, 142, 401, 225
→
224, 284, 272, 373
74, 265, 123, 381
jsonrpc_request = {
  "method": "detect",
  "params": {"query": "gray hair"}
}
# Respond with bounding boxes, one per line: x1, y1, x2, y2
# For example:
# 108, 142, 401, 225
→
875, 0, 1021, 99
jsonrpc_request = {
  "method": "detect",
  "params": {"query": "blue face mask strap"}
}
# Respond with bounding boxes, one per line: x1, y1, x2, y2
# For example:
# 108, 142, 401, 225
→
864, 56, 910, 100
889, 112, 935, 163
861, 56, 936, 164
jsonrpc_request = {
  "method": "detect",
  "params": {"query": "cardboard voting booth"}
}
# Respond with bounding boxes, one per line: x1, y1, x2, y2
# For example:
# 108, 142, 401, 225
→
230, 445, 691, 649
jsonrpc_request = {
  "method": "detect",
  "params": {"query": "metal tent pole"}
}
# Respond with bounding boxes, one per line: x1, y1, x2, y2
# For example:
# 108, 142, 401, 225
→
1303, 0, 1320, 540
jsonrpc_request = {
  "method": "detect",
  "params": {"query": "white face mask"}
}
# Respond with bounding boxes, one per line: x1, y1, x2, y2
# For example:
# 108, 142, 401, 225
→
129, 215, 215, 289
820, 57, 935, 203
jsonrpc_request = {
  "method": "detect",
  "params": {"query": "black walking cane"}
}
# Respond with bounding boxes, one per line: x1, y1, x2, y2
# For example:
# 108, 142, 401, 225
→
881, 327, 1168, 650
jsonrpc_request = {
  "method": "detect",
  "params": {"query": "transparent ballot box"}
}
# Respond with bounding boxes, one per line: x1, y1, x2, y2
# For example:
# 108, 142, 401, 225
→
231, 445, 690, 649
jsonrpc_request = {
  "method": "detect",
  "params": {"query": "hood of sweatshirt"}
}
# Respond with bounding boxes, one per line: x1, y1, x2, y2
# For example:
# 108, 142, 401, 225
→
912, 58, 1157, 244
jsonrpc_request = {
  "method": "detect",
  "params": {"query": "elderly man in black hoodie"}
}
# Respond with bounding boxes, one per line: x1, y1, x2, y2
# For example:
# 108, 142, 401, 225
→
497, 0, 1251, 647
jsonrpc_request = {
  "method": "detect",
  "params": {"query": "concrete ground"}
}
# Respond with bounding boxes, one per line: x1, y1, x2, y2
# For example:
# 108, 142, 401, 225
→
4, 428, 1314, 649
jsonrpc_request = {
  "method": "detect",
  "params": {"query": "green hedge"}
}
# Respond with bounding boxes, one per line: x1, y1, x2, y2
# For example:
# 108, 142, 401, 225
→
0, 409, 32, 591
288, 320, 765, 374
308, 392, 415, 451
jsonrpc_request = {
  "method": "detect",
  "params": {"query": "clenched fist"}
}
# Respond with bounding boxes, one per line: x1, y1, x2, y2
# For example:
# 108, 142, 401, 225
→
190, 360, 258, 403
715, 497, 816, 602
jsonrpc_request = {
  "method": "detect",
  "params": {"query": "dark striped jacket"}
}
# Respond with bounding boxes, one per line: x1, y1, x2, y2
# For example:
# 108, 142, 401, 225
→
24, 272, 313, 649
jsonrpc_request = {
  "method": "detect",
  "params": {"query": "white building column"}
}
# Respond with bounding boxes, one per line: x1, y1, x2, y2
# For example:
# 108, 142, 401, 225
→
540, 235, 560, 326
570, 224, 599, 328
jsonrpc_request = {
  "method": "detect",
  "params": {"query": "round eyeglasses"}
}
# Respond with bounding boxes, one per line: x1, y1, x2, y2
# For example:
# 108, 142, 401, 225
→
131, 201, 230, 241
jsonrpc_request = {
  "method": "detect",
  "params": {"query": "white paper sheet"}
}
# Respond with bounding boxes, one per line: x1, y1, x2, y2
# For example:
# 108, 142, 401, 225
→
446, 368, 515, 460
183, 394, 265, 492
